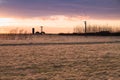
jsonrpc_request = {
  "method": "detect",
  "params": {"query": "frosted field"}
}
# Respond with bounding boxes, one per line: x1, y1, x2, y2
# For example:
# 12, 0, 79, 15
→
0, 35, 120, 80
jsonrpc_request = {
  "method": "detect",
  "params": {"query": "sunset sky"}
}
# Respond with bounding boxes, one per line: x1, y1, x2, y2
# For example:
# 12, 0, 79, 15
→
0, 0, 120, 33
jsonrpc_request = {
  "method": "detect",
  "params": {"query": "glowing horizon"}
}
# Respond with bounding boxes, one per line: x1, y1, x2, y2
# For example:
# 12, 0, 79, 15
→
0, 15, 120, 34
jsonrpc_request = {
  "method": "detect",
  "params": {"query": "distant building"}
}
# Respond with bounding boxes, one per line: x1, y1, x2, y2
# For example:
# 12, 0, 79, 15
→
32, 26, 45, 35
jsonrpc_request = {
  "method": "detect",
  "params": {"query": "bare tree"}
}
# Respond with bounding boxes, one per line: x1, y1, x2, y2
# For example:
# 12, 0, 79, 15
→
19, 29, 24, 34
74, 26, 83, 33
73, 24, 115, 33
9, 28, 19, 34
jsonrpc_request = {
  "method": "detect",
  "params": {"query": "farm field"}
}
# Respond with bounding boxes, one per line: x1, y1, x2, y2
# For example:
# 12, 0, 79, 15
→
0, 35, 120, 80
0, 35, 120, 44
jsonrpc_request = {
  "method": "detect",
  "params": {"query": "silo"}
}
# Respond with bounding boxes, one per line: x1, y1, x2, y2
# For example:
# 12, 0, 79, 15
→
32, 28, 35, 34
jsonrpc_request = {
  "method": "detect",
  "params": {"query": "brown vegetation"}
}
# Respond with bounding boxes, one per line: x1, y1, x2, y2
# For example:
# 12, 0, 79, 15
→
0, 43, 120, 80
0, 36, 120, 80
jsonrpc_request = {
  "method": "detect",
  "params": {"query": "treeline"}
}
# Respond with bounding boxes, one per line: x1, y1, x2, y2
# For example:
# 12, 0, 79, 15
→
59, 25, 120, 36
9, 28, 28, 34
73, 25, 120, 33
59, 32, 120, 36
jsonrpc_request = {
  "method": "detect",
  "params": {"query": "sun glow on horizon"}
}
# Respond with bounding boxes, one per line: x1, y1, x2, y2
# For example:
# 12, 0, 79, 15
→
0, 18, 15, 26
0, 15, 120, 33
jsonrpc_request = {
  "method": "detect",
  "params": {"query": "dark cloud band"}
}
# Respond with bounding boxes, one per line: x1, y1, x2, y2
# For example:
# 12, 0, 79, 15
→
0, 0, 120, 19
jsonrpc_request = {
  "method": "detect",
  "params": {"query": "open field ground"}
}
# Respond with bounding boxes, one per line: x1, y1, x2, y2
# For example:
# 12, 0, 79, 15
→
0, 35, 120, 80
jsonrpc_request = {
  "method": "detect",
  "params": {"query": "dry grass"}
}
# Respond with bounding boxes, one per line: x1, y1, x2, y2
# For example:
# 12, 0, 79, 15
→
0, 36, 120, 80
0, 35, 120, 44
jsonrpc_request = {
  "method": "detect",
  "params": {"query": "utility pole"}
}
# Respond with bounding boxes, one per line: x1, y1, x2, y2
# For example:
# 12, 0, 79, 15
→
84, 21, 87, 33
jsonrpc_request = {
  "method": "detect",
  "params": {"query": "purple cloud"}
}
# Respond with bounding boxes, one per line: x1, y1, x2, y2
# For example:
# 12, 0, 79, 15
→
0, 0, 120, 19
